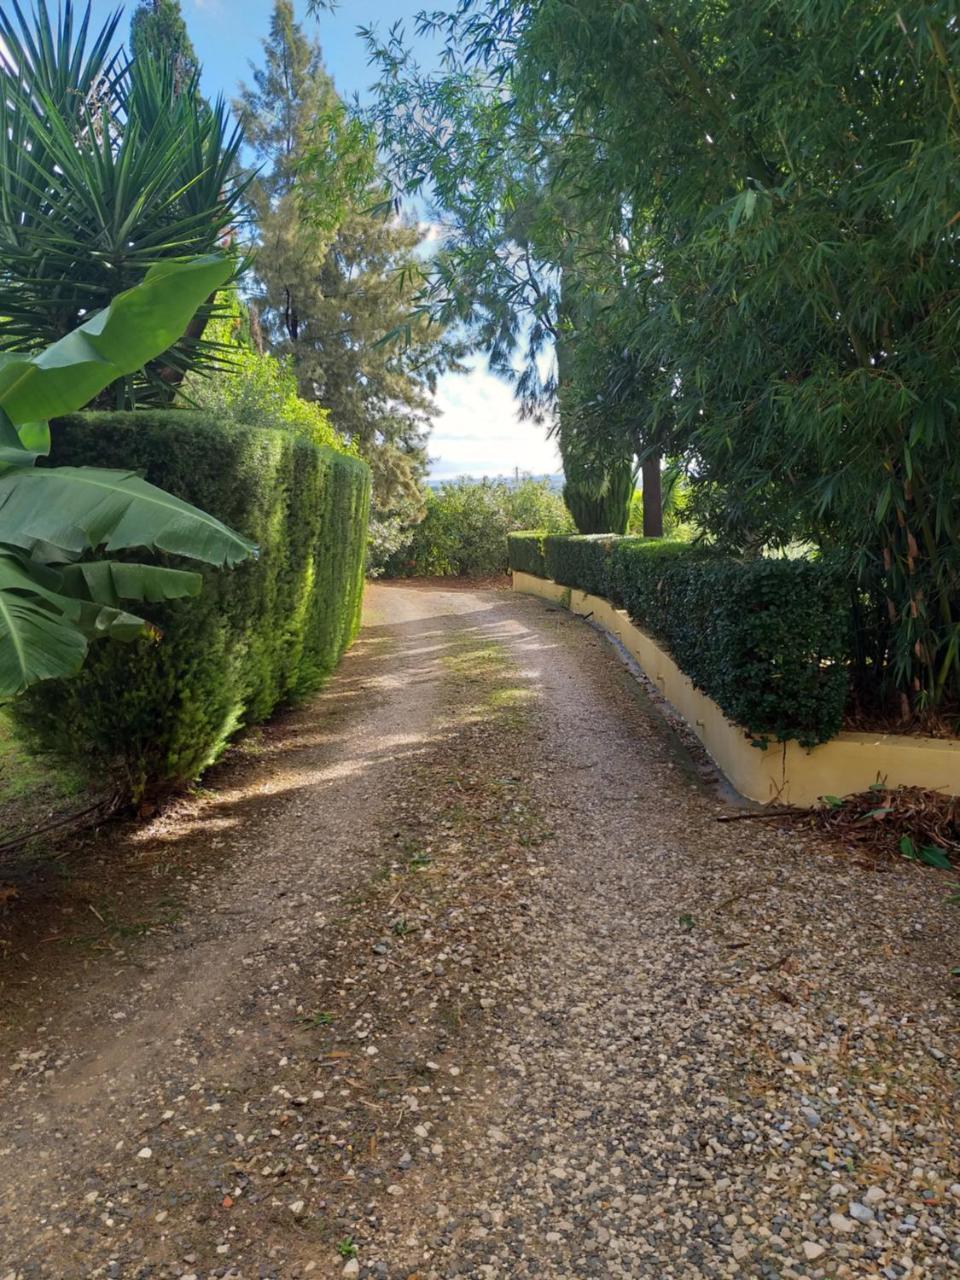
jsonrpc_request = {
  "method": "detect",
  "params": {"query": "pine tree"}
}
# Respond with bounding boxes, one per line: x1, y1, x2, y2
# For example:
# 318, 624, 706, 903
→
130, 0, 199, 92
237, 2, 461, 557
236, 0, 338, 202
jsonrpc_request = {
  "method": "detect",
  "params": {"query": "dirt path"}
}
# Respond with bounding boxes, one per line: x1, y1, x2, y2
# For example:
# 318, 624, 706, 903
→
0, 581, 957, 1280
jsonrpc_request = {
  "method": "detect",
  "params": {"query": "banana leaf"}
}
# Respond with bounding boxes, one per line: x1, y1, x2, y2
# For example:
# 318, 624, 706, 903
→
0, 254, 256, 696
0, 255, 234, 426
0, 467, 254, 566
59, 561, 202, 607
0, 549, 146, 695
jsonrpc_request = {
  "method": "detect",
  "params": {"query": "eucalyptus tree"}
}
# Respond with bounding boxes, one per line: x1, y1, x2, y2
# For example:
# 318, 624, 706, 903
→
362, 13, 642, 533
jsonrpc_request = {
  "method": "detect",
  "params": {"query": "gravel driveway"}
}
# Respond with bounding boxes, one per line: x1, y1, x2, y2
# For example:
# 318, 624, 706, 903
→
0, 580, 957, 1280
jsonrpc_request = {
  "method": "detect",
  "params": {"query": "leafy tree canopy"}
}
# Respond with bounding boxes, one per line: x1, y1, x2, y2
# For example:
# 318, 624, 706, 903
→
180, 293, 356, 457
365, 1, 960, 719
361, 8, 641, 532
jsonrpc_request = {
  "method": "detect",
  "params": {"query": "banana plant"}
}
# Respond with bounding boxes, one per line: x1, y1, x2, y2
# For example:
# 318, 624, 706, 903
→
0, 254, 256, 697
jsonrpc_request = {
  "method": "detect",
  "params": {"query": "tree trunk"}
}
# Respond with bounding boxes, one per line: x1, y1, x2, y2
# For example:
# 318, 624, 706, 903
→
642, 454, 663, 538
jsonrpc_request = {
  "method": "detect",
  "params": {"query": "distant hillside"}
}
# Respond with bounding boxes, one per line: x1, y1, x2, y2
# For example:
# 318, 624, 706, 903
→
427, 472, 563, 492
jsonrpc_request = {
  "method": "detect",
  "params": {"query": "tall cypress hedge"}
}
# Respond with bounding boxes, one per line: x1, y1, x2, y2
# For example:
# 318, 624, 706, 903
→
11, 412, 370, 797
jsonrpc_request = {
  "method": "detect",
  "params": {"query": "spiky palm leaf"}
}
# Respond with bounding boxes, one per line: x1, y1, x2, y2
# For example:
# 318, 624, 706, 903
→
0, 255, 241, 424
0, 0, 251, 404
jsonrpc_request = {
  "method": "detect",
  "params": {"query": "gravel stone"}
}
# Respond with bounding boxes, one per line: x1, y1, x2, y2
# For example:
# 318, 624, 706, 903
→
0, 582, 957, 1280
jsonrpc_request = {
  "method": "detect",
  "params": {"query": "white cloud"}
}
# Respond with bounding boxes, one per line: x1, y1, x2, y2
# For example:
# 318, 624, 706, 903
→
427, 359, 561, 480
416, 219, 450, 245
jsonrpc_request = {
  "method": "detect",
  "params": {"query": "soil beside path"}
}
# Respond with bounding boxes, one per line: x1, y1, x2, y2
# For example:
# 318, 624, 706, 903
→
0, 580, 957, 1280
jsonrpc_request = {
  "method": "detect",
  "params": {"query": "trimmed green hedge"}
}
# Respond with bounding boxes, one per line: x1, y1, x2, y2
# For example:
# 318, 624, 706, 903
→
545, 533, 632, 599
506, 531, 547, 577
508, 533, 850, 746
11, 412, 370, 797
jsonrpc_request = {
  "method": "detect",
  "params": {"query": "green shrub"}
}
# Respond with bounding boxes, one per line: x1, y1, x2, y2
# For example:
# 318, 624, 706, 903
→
365, 484, 428, 579
543, 533, 635, 599
515, 533, 850, 746
387, 477, 573, 578
606, 538, 711, 608
506, 532, 547, 577
179, 298, 355, 456
617, 546, 849, 745
10, 411, 370, 797
562, 456, 633, 535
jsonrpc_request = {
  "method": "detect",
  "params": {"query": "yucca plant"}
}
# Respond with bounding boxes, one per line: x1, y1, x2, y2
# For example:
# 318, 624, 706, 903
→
0, 0, 250, 405
0, 254, 255, 697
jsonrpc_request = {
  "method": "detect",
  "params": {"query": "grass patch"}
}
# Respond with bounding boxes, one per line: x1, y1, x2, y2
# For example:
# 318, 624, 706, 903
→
441, 642, 511, 680
488, 686, 534, 709
441, 637, 534, 726
0, 710, 86, 809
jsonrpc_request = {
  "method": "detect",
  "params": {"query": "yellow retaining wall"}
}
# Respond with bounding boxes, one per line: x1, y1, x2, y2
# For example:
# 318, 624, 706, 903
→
512, 570, 960, 807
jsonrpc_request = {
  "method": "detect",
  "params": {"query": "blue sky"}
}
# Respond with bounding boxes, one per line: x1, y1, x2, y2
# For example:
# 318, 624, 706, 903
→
81, 0, 562, 480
